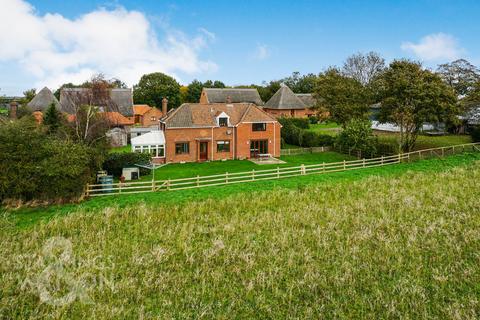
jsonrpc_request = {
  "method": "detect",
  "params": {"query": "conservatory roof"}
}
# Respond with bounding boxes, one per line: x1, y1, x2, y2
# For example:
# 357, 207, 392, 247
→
131, 130, 165, 146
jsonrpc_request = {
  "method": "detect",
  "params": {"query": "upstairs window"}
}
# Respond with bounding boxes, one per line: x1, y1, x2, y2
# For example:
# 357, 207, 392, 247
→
218, 117, 228, 127
150, 116, 156, 121
252, 123, 266, 131
175, 142, 189, 154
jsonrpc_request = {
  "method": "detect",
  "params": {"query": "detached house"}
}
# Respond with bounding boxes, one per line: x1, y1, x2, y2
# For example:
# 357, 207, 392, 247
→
133, 102, 281, 163
263, 84, 315, 118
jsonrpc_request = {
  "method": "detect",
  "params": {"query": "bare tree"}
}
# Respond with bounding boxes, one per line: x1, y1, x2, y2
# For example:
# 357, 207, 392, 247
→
437, 59, 480, 97
64, 74, 118, 146
342, 52, 386, 85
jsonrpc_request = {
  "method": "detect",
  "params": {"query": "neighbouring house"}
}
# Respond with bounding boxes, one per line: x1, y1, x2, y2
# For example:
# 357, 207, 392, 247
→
132, 102, 281, 163
458, 105, 480, 133
263, 84, 315, 118
60, 88, 136, 146
200, 88, 264, 105
59, 88, 134, 117
369, 103, 442, 132
133, 104, 164, 126
27, 87, 61, 112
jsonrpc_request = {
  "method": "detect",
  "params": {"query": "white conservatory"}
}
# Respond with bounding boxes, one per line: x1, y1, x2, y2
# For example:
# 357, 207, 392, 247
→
131, 130, 166, 158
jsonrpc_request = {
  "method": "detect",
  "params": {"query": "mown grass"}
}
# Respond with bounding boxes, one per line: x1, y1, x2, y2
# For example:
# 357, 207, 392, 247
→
138, 151, 354, 181
375, 132, 472, 150
306, 122, 341, 136
6, 153, 480, 229
1, 154, 480, 318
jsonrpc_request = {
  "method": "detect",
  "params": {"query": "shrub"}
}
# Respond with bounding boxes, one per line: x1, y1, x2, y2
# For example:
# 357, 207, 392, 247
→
470, 126, 480, 142
102, 152, 151, 177
278, 117, 310, 129
300, 131, 333, 147
0, 118, 100, 202
335, 119, 378, 158
308, 116, 319, 124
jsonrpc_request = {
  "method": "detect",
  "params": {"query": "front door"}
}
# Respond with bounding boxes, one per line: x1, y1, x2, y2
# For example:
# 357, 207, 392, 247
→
199, 142, 208, 161
250, 140, 268, 158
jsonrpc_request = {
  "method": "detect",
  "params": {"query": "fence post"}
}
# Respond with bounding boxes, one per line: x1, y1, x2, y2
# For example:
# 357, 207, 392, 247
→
381, 155, 384, 165
277, 166, 280, 178
252, 169, 255, 180
398, 153, 401, 163
226, 172, 229, 184
167, 179, 170, 191
151, 180, 155, 192
85, 185, 90, 198
323, 162, 325, 172
363, 158, 366, 168
301, 164, 306, 175
343, 160, 346, 170
441, 147, 445, 157
197, 175, 200, 187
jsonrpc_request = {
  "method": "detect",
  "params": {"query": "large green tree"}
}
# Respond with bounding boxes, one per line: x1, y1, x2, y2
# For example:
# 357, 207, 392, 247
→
282, 72, 318, 93
378, 60, 458, 151
133, 72, 181, 109
314, 68, 371, 127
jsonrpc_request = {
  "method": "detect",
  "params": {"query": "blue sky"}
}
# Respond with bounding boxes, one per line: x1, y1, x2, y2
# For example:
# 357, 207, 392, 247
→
1, 0, 479, 95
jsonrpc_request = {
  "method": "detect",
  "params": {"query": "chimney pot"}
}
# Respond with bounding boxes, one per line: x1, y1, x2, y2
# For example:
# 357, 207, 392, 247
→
161, 97, 168, 116
9, 101, 18, 119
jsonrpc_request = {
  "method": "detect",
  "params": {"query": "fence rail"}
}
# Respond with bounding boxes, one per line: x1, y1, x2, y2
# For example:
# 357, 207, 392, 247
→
86, 142, 480, 197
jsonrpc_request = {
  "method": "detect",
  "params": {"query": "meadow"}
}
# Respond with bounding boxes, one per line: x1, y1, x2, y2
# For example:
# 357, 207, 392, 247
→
2, 152, 480, 318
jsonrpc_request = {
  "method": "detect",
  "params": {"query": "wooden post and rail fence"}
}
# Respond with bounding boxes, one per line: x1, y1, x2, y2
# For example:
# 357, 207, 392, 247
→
85, 142, 480, 197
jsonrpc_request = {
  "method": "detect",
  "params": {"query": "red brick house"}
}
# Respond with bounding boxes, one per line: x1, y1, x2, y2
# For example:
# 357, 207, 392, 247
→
263, 84, 315, 118
147, 102, 280, 163
132, 104, 164, 126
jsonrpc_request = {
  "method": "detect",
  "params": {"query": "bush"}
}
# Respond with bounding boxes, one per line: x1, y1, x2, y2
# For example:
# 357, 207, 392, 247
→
308, 116, 319, 124
102, 152, 151, 177
278, 117, 310, 129
470, 126, 480, 142
335, 119, 378, 158
281, 119, 335, 148
0, 118, 99, 202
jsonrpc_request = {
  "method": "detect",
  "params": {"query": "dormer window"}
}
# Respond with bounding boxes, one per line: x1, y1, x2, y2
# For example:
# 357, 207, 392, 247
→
219, 117, 228, 127
216, 111, 230, 127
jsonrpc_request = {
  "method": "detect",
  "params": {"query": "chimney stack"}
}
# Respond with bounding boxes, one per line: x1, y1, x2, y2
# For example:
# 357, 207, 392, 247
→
226, 96, 232, 104
9, 101, 18, 119
161, 97, 168, 116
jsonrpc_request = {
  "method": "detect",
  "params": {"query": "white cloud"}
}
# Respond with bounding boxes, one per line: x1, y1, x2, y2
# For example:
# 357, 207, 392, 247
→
0, 0, 217, 90
251, 44, 270, 61
401, 33, 465, 61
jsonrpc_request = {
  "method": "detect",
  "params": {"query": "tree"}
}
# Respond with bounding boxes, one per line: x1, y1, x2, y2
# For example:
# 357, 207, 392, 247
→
185, 79, 204, 103
21, 88, 36, 104
282, 72, 318, 93
378, 60, 458, 151
436, 59, 480, 96
133, 72, 181, 109
335, 119, 378, 157
43, 103, 62, 133
314, 68, 371, 127
342, 52, 386, 85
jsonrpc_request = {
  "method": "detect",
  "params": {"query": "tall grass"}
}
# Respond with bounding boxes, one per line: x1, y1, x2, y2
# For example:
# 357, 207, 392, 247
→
2, 160, 480, 318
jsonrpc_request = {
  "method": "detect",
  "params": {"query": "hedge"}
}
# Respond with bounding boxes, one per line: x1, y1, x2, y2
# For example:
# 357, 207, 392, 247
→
102, 152, 151, 177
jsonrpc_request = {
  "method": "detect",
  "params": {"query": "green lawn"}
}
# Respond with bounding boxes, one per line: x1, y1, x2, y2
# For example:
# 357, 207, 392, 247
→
109, 144, 131, 153
139, 152, 354, 181
7, 152, 480, 229
2, 153, 480, 318
306, 122, 342, 136
376, 132, 472, 150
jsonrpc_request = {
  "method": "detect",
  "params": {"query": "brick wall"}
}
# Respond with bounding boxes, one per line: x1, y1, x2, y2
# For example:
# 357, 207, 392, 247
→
164, 122, 281, 163
141, 108, 163, 127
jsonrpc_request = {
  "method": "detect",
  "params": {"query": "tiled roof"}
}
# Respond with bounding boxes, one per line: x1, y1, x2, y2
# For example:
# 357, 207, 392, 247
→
265, 85, 307, 110
102, 112, 134, 126
133, 104, 152, 115
163, 103, 276, 128
202, 88, 264, 105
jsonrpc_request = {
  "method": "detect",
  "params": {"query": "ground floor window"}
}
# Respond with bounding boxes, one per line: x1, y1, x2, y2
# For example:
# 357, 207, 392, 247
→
133, 144, 165, 157
216, 140, 230, 152
175, 142, 190, 154
250, 140, 268, 157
